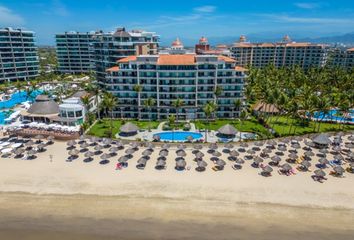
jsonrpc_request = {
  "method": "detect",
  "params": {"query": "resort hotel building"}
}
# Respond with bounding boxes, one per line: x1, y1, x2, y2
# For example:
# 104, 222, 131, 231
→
105, 38, 246, 120
93, 27, 159, 82
0, 27, 39, 82
230, 35, 328, 69
329, 48, 354, 69
55, 31, 96, 74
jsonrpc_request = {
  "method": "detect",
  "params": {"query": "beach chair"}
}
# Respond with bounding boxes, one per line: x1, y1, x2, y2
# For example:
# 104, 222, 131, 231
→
212, 166, 219, 171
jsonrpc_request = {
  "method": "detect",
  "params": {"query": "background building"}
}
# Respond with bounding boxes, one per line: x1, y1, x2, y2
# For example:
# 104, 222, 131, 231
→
0, 27, 39, 82
55, 31, 96, 74
195, 37, 231, 56
93, 27, 159, 83
329, 48, 354, 69
105, 41, 246, 120
230, 35, 329, 69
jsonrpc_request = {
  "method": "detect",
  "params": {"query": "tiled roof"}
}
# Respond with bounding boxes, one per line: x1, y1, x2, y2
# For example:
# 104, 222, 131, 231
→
106, 66, 120, 72
347, 48, 354, 52
117, 56, 137, 63
218, 55, 236, 63
157, 54, 196, 65
235, 66, 248, 71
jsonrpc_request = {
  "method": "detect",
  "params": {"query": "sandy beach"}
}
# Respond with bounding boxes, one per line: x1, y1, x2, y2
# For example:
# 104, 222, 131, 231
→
0, 134, 354, 239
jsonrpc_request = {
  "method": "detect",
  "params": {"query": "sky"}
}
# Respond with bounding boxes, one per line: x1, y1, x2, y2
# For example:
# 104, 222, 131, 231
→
0, 0, 353, 45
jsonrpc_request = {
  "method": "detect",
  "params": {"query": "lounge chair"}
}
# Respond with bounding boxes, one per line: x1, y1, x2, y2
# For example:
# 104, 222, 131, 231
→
212, 166, 219, 171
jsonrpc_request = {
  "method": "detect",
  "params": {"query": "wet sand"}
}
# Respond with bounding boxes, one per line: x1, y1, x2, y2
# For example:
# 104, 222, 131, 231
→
0, 192, 354, 240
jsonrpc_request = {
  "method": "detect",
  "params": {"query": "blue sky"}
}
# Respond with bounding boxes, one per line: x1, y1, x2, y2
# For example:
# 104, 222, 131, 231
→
0, 0, 353, 45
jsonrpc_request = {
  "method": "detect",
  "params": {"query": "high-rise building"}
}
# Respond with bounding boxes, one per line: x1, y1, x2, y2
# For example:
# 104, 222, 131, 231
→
329, 48, 354, 69
55, 31, 96, 74
0, 27, 39, 82
230, 35, 328, 69
93, 27, 159, 83
195, 37, 231, 56
104, 39, 246, 120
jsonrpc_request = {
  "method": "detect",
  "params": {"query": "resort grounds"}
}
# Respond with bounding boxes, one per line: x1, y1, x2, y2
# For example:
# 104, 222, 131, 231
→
0, 132, 353, 239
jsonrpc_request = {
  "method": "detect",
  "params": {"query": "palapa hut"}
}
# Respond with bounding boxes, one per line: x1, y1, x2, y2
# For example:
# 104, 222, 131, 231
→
119, 122, 139, 136
21, 95, 59, 123
312, 134, 331, 148
217, 124, 237, 137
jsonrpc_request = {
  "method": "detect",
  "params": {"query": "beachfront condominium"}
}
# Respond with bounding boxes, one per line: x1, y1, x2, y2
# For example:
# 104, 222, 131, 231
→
55, 31, 96, 74
93, 27, 159, 82
230, 35, 328, 69
104, 39, 246, 120
329, 48, 354, 69
0, 27, 39, 82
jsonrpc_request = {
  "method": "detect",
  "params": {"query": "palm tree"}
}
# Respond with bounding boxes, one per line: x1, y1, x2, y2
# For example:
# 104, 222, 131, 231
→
202, 101, 217, 143
85, 83, 102, 119
239, 109, 249, 141
102, 93, 118, 137
233, 99, 242, 119
133, 84, 143, 119
144, 97, 156, 131
172, 98, 184, 123
315, 96, 331, 132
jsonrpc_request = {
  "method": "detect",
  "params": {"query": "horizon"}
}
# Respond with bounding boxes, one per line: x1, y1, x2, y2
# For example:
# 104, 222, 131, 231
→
0, 0, 354, 46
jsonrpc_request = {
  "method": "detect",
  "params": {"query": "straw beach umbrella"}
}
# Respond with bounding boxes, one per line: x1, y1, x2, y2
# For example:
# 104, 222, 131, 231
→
159, 149, 168, 157
177, 150, 187, 157
118, 156, 129, 163
142, 149, 153, 156
314, 169, 326, 177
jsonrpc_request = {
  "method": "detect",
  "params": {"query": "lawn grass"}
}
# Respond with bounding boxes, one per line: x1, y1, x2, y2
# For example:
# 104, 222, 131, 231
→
193, 118, 271, 138
268, 116, 354, 136
88, 119, 160, 138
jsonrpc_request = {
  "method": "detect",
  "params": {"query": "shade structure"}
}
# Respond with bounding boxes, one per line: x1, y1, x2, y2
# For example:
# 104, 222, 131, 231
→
177, 150, 186, 157
79, 135, 87, 141
271, 155, 281, 162
13, 148, 25, 156
100, 153, 111, 160
125, 148, 135, 155
216, 159, 226, 166
159, 150, 168, 157
319, 158, 329, 165
209, 143, 218, 150
314, 169, 326, 177
254, 141, 264, 147
37, 143, 46, 149
212, 151, 222, 157
291, 143, 301, 149
224, 143, 234, 149
120, 122, 139, 134
195, 151, 204, 159
162, 143, 170, 149
90, 136, 98, 143
137, 157, 147, 165
197, 160, 208, 167
176, 159, 186, 168
68, 149, 79, 156
348, 135, 354, 141
94, 145, 103, 151
153, 135, 161, 141
334, 154, 344, 161
277, 146, 287, 151
194, 144, 203, 150
84, 151, 94, 158
34, 134, 44, 140
116, 141, 124, 148
102, 138, 112, 146
156, 159, 166, 167
109, 147, 119, 153
25, 140, 34, 147
240, 142, 249, 148
312, 134, 331, 147
263, 165, 273, 173
27, 149, 37, 156
281, 163, 292, 171
254, 156, 263, 164
146, 143, 155, 149
118, 156, 129, 163
80, 142, 89, 149
177, 144, 186, 150
218, 124, 237, 136
262, 148, 272, 154
319, 149, 328, 154
333, 166, 345, 174
47, 135, 54, 141
67, 140, 77, 146
142, 149, 153, 156
304, 151, 314, 157
288, 153, 298, 159
235, 158, 245, 164
301, 160, 311, 168
229, 150, 239, 157
130, 142, 139, 149
266, 140, 276, 146
246, 149, 255, 155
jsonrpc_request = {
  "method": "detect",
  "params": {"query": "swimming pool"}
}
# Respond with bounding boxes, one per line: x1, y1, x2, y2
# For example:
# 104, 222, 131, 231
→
313, 109, 354, 123
0, 90, 42, 110
0, 111, 13, 125
154, 131, 203, 142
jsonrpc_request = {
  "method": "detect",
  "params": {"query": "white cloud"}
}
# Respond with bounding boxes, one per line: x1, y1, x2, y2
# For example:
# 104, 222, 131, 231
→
0, 5, 24, 25
260, 14, 354, 24
194, 5, 216, 13
294, 2, 320, 9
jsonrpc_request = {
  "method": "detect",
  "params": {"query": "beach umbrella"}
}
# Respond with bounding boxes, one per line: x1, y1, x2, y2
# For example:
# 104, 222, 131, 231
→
348, 152, 354, 160
162, 143, 170, 149
253, 156, 263, 164
94, 145, 103, 151
159, 150, 168, 157
349, 162, 354, 168
146, 143, 155, 150
334, 154, 344, 161
176, 159, 186, 168
130, 142, 139, 149
288, 153, 298, 159
267, 140, 276, 146
246, 149, 255, 155
209, 143, 218, 150
177, 150, 186, 157
263, 165, 273, 173
277, 146, 287, 151
304, 151, 314, 157
37, 143, 46, 149
212, 151, 222, 157
84, 151, 94, 158
224, 143, 234, 149
314, 169, 326, 177
125, 148, 135, 155
197, 160, 208, 167
235, 158, 245, 164
102, 138, 112, 146
345, 143, 354, 149
142, 149, 153, 156
67, 140, 77, 147
90, 136, 98, 143
333, 166, 345, 174
194, 144, 203, 150
68, 149, 79, 156
281, 163, 292, 171
301, 160, 311, 168
319, 149, 329, 154
348, 135, 354, 141
156, 159, 166, 167
79, 135, 87, 141
118, 156, 129, 163
120, 122, 139, 134
47, 135, 54, 141
237, 147, 245, 152
109, 146, 119, 153
195, 151, 205, 159
137, 157, 147, 165
13, 148, 25, 156
100, 153, 111, 160
216, 159, 226, 166
218, 124, 237, 136
229, 150, 239, 157
25, 140, 34, 147
332, 146, 341, 152
312, 134, 331, 146
319, 158, 329, 165
254, 141, 264, 147
291, 143, 301, 149
34, 135, 44, 140
116, 141, 124, 148
80, 142, 89, 149
240, 142, 248, 148
262, 148, 272, 154
153, 135, 161, 141
177, 144, 186, 150
27, 149, 37, 156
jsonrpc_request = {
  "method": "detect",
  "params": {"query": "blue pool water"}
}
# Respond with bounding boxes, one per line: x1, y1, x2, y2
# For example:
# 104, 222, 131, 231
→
0, 111, 13, 125
313, 109, 354, 123
154, 131, 203, 141
0, 90, 42, 110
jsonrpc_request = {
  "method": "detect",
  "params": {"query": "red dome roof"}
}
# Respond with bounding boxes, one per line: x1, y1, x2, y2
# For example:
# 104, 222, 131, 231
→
172, 38, 183, 47
199, 36, 208, 43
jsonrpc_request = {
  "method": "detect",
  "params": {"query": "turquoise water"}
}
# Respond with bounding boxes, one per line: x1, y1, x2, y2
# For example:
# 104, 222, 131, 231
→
0, 111, 13, 125
154, 131, 203, 141
313, 109, 354, 123
0, 90, 42, 110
